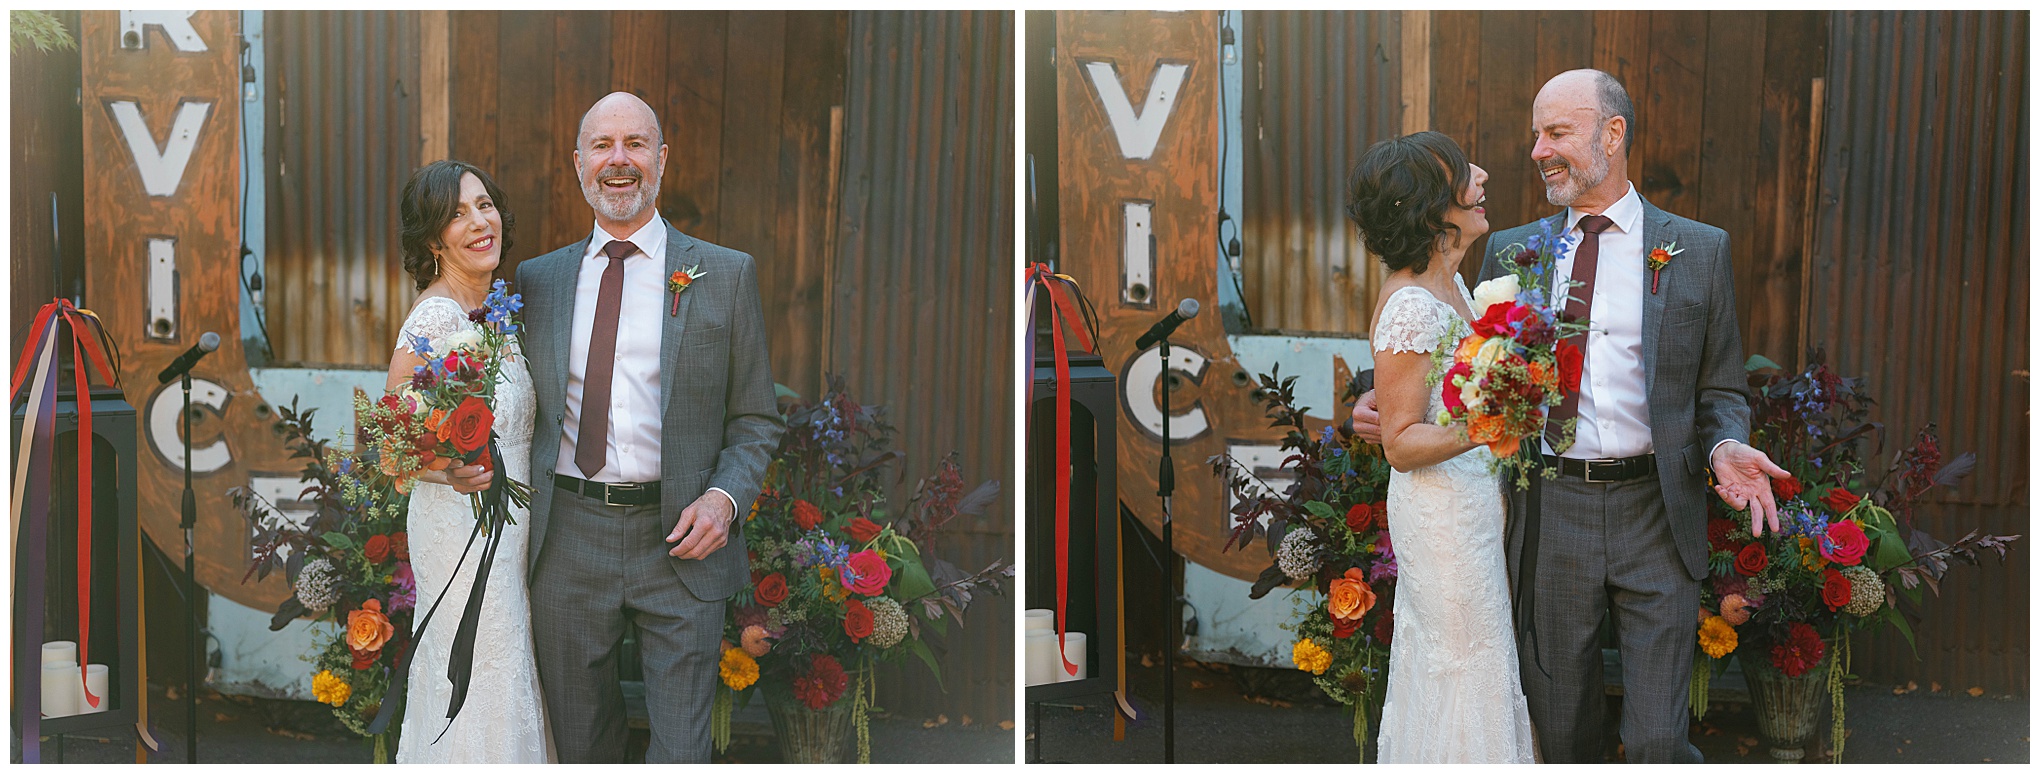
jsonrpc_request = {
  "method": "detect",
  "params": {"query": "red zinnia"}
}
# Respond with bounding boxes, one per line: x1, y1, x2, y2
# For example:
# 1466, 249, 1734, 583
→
1769, 622, 1826, 677
1772, 475, 1804, 502
1821, 568, 1853, 611
1373, 609, 1394, 645
1734, 543, 1768, 577
392, 532, 410, 561
1331, 615, 1362, 639
1345, 502, 1376, 533
843, 599, 875, 642
350, 645, 376, 670
793, 654, 850, 710
845, 516, 883, 544
793, 500, 824, 532
1706, 519, 1741, 553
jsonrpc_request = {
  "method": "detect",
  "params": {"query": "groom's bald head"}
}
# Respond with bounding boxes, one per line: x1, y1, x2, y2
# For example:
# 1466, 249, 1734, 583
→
1537, 69, 1634, 154
578, 91, 664, 150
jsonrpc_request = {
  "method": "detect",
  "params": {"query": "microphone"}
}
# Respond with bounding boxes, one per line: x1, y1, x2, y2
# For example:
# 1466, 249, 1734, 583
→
158, 331, 221, 384
1135, 298, 1201, 350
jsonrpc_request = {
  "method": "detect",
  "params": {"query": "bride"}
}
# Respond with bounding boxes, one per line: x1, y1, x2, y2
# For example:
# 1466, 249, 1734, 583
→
1346, 131, 1536, 763
383, 160, 553, 762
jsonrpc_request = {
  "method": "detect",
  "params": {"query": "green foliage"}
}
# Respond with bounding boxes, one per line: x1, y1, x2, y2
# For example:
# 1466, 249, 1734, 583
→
11, 11, 74, 55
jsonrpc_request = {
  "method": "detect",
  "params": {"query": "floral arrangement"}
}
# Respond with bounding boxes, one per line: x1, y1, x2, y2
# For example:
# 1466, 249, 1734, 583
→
713, 376, 1011, 763
235, 397, 417, 761
1435, 219, 1588, 488
1691, 351, 2020, 761
391, 279, 534, 525
1210, 368, 1396, 760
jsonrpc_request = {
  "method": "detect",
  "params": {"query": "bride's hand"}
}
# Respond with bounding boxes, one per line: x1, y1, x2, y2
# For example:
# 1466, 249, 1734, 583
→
439, 462, 493, 494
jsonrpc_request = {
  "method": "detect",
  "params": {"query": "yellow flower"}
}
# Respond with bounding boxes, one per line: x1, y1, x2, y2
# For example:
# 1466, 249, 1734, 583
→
719, 646, 760, 691
1292, 638, 1332, 675
312, 669, 352, 707
818, 567, 849, 603
1797, 537, 1830, 571
1698, 615, 1738, 659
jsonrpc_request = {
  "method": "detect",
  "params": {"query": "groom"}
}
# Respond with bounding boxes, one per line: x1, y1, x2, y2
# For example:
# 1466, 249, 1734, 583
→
1355, 69, 1789, 763
463, 91, 783, 762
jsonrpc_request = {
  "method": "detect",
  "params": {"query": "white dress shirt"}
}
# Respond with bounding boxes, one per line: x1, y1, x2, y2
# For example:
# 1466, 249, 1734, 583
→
555, 212, 736, 512
1544, 184, 1654, 459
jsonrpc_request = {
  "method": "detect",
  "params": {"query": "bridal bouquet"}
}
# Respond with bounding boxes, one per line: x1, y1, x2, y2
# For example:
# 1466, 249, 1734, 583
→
1691, 351, 2019, 761
714, 376, 1010, 763
1435, 219, 1589, 488
236, 398, 416, 761
1211, 368, 1397, 761
388, 279, 534, 526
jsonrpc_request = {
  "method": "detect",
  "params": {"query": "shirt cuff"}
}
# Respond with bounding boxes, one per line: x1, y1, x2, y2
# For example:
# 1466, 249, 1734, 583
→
708, 486, 739, 520
1709, 438, 1738, 463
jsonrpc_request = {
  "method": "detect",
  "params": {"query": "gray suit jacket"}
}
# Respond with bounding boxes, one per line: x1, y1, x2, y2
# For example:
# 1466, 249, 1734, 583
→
1480, 195, 1752, 580
516, 219, 785, 601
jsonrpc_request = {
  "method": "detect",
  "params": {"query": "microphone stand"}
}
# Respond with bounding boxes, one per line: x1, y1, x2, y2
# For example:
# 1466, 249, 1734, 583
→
180, 371, 199, 763
1157, 337, 1176, 764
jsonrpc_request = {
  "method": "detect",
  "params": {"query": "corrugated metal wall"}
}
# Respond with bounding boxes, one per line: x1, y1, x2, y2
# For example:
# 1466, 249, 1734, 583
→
1811, 10, 2029, 693
265, 11, 421, 366
833, 10, 1016, 723
1240, 11, 1401, 335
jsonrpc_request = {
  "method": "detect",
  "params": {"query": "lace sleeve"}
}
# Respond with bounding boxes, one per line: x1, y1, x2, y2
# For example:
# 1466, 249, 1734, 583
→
396, 296, 472, 355
1371, 287, 1453, 354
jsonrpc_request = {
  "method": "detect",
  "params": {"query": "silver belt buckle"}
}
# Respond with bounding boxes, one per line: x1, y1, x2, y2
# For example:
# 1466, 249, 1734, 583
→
1583, 458, 1619, 483
602, 482, 643, 507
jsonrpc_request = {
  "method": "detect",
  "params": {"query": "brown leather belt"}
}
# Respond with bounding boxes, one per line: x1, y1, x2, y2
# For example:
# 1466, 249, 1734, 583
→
553, 473, 661, 506
1542, 453, 1657, 483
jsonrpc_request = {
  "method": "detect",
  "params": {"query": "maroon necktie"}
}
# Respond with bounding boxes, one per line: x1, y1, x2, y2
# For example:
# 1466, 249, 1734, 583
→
1545, 214, 1614, 453
576, 239, 635, 477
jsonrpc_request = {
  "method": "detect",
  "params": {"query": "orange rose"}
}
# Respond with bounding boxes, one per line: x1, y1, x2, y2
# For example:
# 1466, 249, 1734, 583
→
1466, 413, 1508, 445
1327, 568, 1376, 623
439, 396, 494, 455
1453, 334, 1487, 364
1528, 360, 1557, 389
345, 599, 395, 654
423, 408, 447, 434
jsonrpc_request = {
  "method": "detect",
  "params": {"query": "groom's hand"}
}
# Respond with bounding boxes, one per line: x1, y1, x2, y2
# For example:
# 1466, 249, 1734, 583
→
1710, 441, 1792, 537
1349, 390, 1383, 444
667, 491, 734, 560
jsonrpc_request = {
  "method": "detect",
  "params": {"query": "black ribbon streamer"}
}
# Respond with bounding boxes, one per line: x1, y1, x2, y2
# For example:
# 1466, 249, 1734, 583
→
365, 433, 514, 742
1514, 441, 1548, 678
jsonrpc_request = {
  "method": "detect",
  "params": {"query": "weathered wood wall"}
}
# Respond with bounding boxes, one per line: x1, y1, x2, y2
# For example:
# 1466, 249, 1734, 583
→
10, 10, 85, 359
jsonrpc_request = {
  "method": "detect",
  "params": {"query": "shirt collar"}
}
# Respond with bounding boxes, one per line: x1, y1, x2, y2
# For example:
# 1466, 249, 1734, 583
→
584, 210, 668, 261
1565, 182, 1641, 235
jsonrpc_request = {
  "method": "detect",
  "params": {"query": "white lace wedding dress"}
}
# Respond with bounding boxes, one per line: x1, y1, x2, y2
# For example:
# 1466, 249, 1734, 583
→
393, 296, 553, 763
1370, 277, 1537, 764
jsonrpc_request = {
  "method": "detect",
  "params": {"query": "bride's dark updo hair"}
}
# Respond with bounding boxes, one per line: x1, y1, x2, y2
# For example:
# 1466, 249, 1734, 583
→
1345, 131, 1473, 276
400, 159, 517, 291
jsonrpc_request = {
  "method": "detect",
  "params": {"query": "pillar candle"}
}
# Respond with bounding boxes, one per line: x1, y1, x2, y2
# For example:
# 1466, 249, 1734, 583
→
41, 661, 78, 718
1024, 630, 1057, 687
1057, 631, 1089, 681
1023, 609, 1055, 632
81, 664, 109, 713
41, 641, 77, 666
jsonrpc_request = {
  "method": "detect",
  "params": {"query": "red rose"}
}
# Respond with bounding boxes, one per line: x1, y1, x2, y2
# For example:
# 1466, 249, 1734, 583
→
1471, 302, 1515, 337
844, 550, 892, 596
1819, 520, 1869, 566
1373, 609, 1394, 645
1345, 502, 1376, 533
843, 598, 875, 642
1439, 361, 1472, 414
845, 517, 882, 544
1554, 341, 1584, 393
350, 645, 376, 670
392, 532, 410, 561
1331, 615, 1361, 639
364, 534, 392, 564
440, 396, 494, 455
1706, 519, 1741, 553
1772, 475, 1803, 502
754, 573, 789, 608
1734, 543, 1768, 576
793, 500, 824, 532
1821, 569, 1853, 611
1820, 487, 1862, 514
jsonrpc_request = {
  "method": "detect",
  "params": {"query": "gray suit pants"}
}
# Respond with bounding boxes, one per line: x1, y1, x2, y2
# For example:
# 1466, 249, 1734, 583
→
1512, 473, 1704, 764
530, 487, 725, 763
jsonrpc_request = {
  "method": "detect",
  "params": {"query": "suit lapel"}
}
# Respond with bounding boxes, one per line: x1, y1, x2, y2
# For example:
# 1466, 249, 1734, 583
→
550, 237, 590, 403
659, 220, 697, 417
1638, 199, 1674, 400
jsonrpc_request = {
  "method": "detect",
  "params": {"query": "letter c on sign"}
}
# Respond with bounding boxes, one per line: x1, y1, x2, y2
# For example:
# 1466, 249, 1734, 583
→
148, 378, 232, 473
1123, 345, 1210, 441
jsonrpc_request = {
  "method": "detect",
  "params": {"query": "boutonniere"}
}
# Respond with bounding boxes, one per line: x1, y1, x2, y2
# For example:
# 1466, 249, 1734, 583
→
1646, 241, 1683, 294
667, 265, 706, 316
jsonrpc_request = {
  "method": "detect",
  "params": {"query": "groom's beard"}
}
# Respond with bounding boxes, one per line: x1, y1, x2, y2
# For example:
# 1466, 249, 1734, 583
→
1541, 136, 1609, 207
583, 165, 662, 223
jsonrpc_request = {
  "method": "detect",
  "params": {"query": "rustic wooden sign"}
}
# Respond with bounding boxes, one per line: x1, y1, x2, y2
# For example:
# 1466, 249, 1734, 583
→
1055, 10, 1366, 581
82, 10, 295, 610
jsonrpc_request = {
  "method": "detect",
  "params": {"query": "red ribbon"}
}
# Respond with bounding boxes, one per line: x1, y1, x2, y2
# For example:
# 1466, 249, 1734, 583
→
11, 299, 122, 712
1027, 265, 1094, 677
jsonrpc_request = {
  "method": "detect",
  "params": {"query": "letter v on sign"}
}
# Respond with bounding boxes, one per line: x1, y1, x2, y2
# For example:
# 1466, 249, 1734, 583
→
107, 100, 212, 197
1083, 61, 1188, 161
